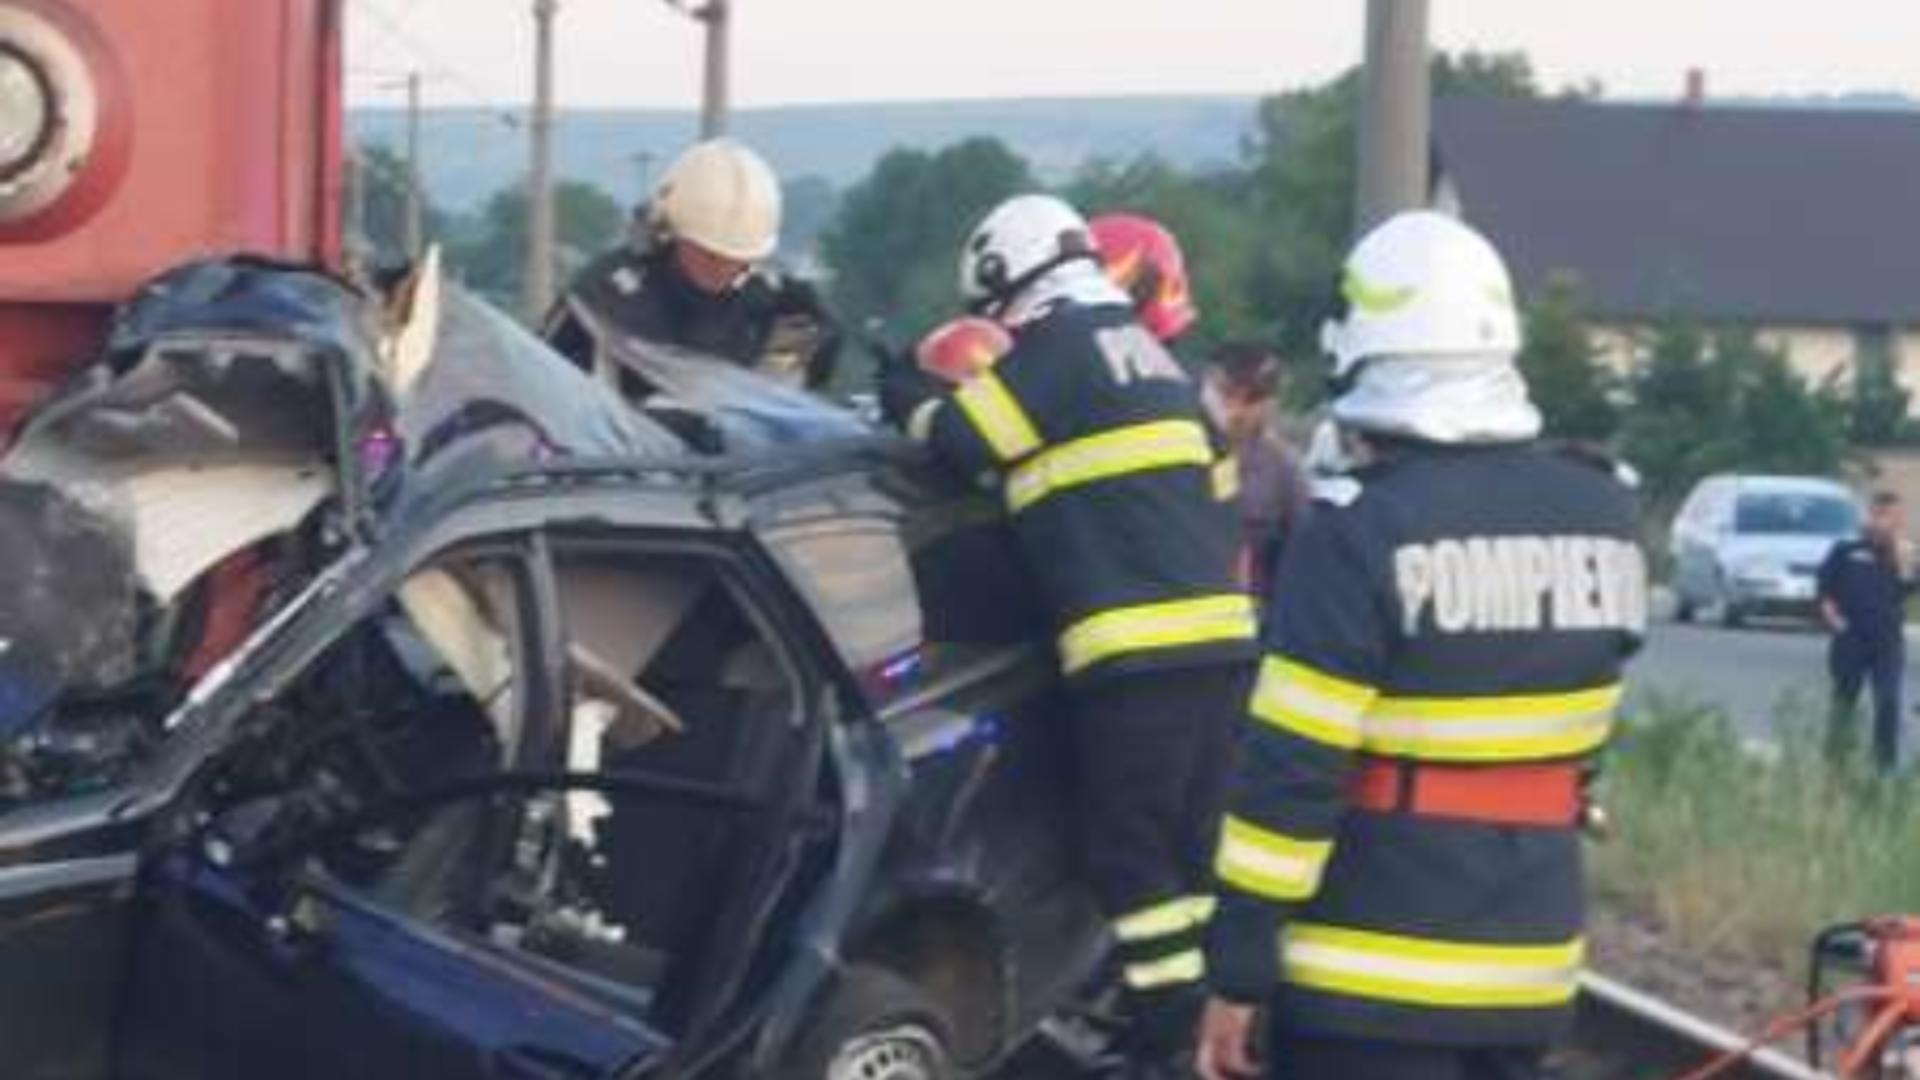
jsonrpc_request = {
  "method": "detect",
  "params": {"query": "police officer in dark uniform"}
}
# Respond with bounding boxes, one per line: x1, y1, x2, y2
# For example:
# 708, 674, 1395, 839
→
544, 138, 841, 391
1818, 491, 1916, 771
881, 194, 1257, 1074
1196, 212, 1648, 1080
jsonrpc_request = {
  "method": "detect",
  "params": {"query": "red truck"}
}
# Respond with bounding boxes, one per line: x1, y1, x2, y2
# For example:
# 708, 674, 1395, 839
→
0, 0, 343, 432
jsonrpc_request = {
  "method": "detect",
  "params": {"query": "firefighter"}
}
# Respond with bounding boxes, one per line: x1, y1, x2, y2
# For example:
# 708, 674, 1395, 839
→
879, 194, 1257, 1073
544, 138, 841, 390
1195, 211, 1648, 1080
1089, 213, 1272, 586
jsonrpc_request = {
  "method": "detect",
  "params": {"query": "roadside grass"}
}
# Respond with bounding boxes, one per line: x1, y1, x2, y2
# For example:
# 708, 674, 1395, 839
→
1591, 689, 1920, 971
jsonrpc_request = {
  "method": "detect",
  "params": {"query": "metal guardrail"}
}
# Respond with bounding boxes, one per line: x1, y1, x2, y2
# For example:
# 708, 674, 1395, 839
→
1577, 973, 1827, 1080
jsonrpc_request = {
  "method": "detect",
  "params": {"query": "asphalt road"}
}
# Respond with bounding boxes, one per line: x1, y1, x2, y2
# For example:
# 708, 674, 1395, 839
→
1627, 617, 1920, 739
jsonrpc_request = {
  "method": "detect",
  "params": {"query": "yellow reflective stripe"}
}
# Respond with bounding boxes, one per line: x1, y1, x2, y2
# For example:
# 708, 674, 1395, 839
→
1004, 420, 1214, 513
1211, 455, 1241, 501
1115, 896, 1216, 943
1282, 924, 1584, 1009
1215, 815, 1331, 901
1362, 684, 1623, 762
1125, 948, 1206, 990
1342, 268, 1417, 314
952, 370, 1042, 462
1059, 595, 1257, 675
1250, 656, 1378, 751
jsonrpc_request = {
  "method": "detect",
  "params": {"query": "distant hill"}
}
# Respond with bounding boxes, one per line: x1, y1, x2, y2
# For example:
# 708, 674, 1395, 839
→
349, 96, 1262, 211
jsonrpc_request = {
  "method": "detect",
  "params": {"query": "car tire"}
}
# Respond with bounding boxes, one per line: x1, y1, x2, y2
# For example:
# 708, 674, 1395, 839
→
782, 966, 956, 1080
1674, 590, 1696, 623
1720, 598, 1747, 628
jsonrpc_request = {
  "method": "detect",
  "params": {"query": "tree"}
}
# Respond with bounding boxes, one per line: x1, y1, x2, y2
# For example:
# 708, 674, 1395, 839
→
1517, 275, 1618, 441
446, 179, 626, 309
779, 175, 839, 261
1238, 50, 1545, 364
1067, 156, 1263, 352
350, 142, 453, 264
1848, 330, 1910, 445
820, 138, 1035, 344
1621, 319, 1846, 504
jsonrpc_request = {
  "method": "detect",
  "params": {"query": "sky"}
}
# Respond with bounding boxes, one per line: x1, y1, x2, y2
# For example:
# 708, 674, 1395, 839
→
346, 0, 1920, 111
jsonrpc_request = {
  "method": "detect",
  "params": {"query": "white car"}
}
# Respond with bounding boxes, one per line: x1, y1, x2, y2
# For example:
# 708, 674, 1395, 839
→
1669, 475, 1862, 627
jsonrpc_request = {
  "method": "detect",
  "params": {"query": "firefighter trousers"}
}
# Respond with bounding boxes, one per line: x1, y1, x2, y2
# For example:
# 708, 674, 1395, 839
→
1069, 662, 1248, 1050
1264, 1031, 1546, 1080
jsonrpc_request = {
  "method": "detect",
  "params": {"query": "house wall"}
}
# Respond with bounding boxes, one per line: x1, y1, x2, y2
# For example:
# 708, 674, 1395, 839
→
1590, 321, 1920, 416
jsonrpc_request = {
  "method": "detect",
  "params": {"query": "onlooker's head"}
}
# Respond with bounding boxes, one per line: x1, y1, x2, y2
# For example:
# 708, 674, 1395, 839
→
1204, 342, 1282, 445
1868, 491, 1904, 545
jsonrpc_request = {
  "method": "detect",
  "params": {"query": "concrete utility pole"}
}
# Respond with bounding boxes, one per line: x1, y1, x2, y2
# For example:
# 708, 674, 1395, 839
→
525, 0, 559, 322
403, 70, 425, 258
664, 1, 731, 138
699, 0, 730, 138
1354, 0, 1431, 236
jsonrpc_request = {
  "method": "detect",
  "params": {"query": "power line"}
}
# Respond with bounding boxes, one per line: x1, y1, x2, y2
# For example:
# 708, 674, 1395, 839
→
347, 0, 525, 134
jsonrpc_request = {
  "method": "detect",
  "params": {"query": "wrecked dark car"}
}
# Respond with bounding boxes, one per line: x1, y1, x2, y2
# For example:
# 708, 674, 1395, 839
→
0, 259, 1104, 1080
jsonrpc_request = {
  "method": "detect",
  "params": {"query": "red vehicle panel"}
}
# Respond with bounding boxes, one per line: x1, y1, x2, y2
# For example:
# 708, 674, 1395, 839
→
0, 0, 342, 427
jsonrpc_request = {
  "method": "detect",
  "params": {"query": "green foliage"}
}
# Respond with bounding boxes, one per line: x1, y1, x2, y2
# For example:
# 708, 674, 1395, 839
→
1849, 329, 1911, 445
1593, 692, 1920, 968
1621, 320, 1846, 503
819, 138, 1035, 342
350, 142, 454, 264
446, 179, 627, 308
779, 175, 839, 259
1067, 157, 1263, 352
1517, 276, 1619, 441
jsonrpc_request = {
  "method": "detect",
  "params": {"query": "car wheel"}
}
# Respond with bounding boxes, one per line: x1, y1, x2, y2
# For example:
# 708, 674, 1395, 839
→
1720, 595, 1747, 628
783, 966, 956, 1080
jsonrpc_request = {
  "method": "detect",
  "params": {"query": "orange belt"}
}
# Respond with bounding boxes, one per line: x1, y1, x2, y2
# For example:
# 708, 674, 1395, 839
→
1348, 758, 1582, 828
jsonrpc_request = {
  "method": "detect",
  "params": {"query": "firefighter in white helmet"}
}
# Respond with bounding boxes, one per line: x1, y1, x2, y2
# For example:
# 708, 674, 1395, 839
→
1195, 211, 1648, 1080
545, 138, 841, 391
880, 193, 1256, 1076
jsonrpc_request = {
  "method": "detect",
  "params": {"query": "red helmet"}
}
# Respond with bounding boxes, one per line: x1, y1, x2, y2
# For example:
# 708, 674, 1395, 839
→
915, 316, 1013, 384
1090, 213, 1198, 342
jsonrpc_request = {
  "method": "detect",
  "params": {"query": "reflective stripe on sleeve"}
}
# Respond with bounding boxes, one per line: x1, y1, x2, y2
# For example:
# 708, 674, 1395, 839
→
1059, 594, 1257, 675
1124, 949, 1206, 990
1215, 815, 1332, 902
1282, 924, 1584, 1009
1004, 419, 1215, 513
1114, 895, 1217, 943
951, 370, 1043, 462
1362, 684, 1622, 762
1249, 656, 1377, 751
1211, 455, 1241, 501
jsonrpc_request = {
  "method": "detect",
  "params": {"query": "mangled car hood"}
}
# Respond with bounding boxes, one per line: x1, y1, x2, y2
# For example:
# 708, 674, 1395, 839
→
2, 257, 389, 602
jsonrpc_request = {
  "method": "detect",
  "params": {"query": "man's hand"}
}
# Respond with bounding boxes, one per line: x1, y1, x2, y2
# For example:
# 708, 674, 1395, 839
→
1195, 997, 1262, 1080
875, 348, 944, 431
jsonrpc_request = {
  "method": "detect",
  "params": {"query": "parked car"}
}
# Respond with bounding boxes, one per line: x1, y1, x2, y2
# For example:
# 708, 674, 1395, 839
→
0, 264, 1101, 1080
1669, 474, 1862, 627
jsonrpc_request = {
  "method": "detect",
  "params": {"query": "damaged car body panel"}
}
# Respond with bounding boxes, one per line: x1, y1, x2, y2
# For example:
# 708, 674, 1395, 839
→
0, 262, 1103, 1079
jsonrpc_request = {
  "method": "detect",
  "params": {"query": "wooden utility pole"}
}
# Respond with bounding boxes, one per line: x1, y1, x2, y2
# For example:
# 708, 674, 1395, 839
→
403, 70, 425, 258
1354, 0, 1431, 235
525, 0, 559, 322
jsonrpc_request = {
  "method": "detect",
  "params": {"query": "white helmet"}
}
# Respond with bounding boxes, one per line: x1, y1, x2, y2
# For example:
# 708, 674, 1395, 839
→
1320, 210, 1521, 379
958, 194, 1101, 315
652, 138, 782, 262
1321, 211, 1539, 445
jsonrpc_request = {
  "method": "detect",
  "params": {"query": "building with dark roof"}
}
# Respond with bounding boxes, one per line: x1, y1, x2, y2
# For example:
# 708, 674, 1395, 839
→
1433, 93, 1920, 408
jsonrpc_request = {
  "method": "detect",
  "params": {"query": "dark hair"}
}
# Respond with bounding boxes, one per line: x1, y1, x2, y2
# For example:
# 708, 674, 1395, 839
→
1873, 491, 1903, 510
1207, 342, 1281, 400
